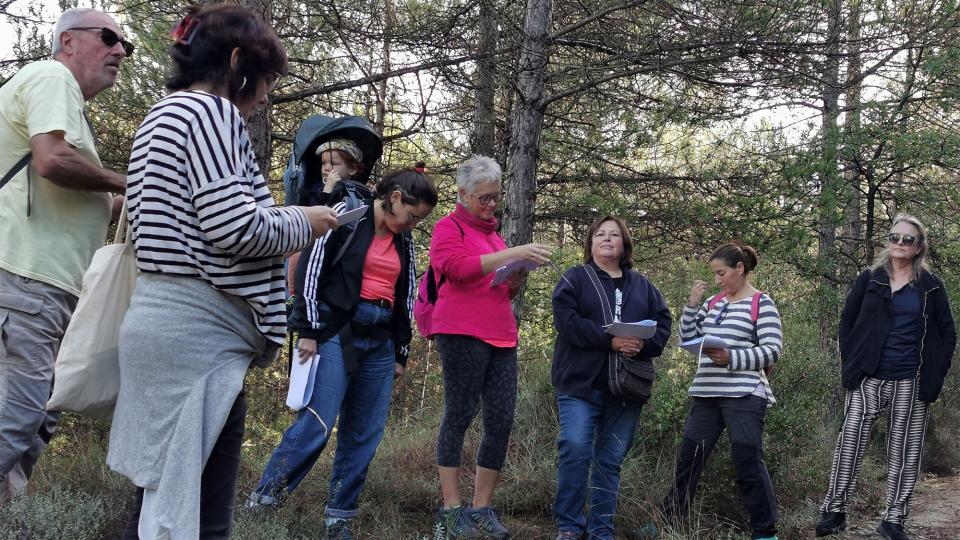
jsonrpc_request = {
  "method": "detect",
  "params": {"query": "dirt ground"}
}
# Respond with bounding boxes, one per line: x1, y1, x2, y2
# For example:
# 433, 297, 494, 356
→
839, 474, 960, 539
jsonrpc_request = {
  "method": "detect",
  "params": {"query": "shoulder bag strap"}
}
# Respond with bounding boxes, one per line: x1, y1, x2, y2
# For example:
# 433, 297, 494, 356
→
0, 153, 32, 191
582, 265, 622, 395
582, 264, 613, 325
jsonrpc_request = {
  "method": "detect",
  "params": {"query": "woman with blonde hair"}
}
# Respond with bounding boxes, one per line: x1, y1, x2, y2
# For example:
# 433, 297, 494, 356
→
816, 214, 956, 540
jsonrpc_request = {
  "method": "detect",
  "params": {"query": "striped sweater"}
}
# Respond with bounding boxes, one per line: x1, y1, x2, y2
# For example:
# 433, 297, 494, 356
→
680, 293, 783, 404
126, 90, 312, 345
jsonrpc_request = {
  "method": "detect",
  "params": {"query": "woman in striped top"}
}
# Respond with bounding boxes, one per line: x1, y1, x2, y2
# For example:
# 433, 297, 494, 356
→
655, 242, 783, 540
106, 5, 338, 538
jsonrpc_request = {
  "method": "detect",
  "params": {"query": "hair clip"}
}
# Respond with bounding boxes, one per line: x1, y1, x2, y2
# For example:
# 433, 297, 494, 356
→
170, 15, 199, 46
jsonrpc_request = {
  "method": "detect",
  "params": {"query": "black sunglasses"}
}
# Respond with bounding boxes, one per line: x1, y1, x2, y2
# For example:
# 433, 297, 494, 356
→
888, 233, 917, 246
68, 27, 135, 57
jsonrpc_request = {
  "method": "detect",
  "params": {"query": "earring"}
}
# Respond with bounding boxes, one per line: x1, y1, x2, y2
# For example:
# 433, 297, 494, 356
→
239, 76, 247, 91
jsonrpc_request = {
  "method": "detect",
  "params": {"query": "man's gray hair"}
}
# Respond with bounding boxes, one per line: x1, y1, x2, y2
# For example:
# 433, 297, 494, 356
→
51, 8, 99, 56
456, 155, 502, 193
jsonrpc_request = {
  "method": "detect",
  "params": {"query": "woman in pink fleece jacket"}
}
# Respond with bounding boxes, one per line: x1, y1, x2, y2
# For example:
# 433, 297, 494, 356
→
429, 155, 551, 539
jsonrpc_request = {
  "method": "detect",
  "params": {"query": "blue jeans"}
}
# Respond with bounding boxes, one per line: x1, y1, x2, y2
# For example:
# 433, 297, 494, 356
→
254, 302, 395, 518
555, 391, 643, 539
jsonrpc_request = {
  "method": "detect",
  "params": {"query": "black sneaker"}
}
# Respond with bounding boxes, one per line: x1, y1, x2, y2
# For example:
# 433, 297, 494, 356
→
467, 505, 509, 539
878, 521, 909, 540
814, 511, 847, 537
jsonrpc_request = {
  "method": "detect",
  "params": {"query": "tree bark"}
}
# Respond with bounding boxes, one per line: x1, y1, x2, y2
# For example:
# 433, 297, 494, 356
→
470, 0, 497, 156
841, 0, 862, 275
242, 0, 273, 179
818, 0, 843, 354
502, 0, 552, 248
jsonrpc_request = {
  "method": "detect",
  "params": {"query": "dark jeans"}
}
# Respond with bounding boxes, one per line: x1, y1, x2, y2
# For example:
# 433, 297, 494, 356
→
123, 390, 247, 539
661, 395, 777, 539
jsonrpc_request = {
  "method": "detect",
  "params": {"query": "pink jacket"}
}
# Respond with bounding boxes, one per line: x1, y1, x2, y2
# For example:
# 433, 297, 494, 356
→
428, 205, 518, 344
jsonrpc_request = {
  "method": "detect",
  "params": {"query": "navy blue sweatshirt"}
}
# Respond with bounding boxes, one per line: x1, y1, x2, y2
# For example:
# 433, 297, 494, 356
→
551, 261, 672, 399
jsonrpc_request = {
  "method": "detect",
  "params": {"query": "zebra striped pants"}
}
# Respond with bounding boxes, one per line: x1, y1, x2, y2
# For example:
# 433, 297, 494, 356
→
820, 376, 929, 525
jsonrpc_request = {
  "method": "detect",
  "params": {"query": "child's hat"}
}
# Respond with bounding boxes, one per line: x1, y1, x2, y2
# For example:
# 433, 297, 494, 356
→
315, 138, 363, 163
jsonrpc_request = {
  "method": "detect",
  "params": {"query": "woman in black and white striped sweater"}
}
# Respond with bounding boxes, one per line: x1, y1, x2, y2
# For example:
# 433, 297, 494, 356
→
655, 242, 783, 540
106, 5, 338, 538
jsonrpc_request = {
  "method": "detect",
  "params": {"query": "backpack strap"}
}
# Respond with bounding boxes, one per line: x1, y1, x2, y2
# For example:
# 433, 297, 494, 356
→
706, 292, 726, 312
429, 216, 466, 301
750, 291, 763, 324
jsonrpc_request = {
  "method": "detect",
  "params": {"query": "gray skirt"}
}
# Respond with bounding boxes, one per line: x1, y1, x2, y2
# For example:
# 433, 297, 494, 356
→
107, 273, 270, 539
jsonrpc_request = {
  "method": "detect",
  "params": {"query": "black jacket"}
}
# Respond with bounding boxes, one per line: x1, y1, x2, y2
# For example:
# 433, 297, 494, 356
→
839, 267, 956, 402
551, 261, 672, 399
288, 202, 414, 366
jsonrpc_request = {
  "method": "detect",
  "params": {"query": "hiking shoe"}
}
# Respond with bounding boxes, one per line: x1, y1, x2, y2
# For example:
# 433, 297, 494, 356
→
878, 521, 909, 540
243, 491, 281, 510
628, 523, 658, 540
434, 505, 482, 540
467, 505, 509, 539
325, 518, 354, 540
814, 511, 847, 536
555, 531, 582, 540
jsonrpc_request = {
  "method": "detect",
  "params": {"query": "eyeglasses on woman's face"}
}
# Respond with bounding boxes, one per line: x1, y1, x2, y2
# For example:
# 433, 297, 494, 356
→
471, 191, 506, 206
888, 233, 916, 246
68, 27, 135, 56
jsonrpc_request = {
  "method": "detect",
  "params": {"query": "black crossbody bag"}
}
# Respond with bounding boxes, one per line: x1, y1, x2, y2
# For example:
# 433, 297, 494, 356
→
582, 264, 656, 404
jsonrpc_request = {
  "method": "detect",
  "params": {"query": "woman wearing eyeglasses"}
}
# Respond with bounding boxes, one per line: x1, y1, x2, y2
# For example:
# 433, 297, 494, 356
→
815, 214, 956, 540
427, 155, 551, 539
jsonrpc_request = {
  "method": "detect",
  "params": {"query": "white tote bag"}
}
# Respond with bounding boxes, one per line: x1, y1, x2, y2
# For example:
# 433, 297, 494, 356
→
47, 206, 137, 421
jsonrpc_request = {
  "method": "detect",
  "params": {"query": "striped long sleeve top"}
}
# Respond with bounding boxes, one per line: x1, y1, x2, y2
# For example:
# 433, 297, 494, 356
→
126, 90, 312, 345
680, 293, 783, 404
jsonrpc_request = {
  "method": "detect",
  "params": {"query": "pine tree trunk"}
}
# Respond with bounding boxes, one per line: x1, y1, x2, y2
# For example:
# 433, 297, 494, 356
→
242, 0, 273, 181
818, 0, 843, 355
502, 0, 552, 249
470, 0, 497, 157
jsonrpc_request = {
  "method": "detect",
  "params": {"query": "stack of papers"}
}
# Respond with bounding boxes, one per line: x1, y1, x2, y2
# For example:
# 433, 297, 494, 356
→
680, 335, 730, 357
604, 320, 657, 339
286, 350, 319, 410
490, 259, 542, 287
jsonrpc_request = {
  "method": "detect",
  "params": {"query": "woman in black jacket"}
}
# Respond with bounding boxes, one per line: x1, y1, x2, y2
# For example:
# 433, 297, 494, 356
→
816, 214, 956, 540
246, 168, 437, 539
551, 215, 672, 540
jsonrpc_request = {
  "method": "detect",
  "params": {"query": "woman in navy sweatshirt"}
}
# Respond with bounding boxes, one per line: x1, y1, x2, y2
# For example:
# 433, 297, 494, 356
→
551, 215, 672, 540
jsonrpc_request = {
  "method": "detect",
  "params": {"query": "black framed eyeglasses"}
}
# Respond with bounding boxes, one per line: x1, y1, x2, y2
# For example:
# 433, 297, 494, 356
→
67, 27, 135, 57
888, 233, 916, 246
472, 191, 506, 206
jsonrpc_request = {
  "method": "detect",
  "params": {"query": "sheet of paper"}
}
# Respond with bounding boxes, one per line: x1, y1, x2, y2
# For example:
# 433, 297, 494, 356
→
286, 350, 319, 411
336, 205, 367, 225
605, 320, 657, 339
489, 259, 542, 287
679, 335, 730, 357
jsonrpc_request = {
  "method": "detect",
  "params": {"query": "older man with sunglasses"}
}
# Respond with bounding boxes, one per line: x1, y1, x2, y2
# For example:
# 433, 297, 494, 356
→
0, 7, 130, 504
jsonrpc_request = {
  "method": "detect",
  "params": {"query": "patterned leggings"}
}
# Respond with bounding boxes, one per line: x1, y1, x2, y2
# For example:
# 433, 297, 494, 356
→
435, 334, 518, 470
821, 377, 929, 524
